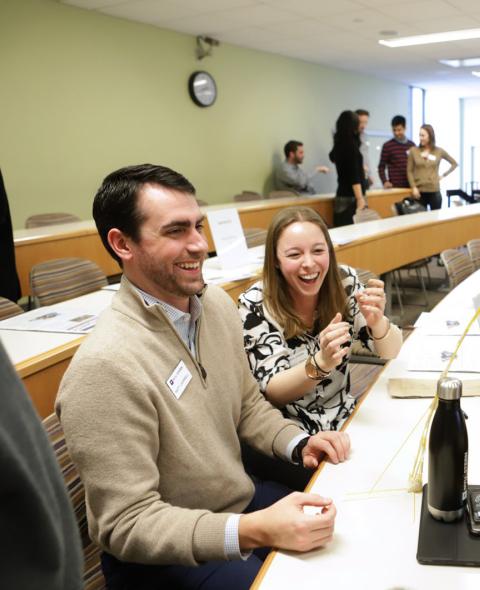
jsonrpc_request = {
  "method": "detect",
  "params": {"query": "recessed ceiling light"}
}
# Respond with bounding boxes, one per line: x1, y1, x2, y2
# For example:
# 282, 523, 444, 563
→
472, 71, 480, 78
379, 28, 480, 48
439, 57, 480, 68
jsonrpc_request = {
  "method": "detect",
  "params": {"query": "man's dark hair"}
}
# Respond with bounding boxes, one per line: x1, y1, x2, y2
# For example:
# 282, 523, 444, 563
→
391, 115, 406, 128
92, 164, 196, 264
284, 140, 303, 159
355, 109, 370, 117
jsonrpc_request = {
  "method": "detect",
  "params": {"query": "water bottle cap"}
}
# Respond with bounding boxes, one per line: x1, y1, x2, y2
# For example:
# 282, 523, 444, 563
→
437, 376, 462, 400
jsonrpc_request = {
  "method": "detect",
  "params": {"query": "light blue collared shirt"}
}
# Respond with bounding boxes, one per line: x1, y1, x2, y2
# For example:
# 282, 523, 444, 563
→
137, 288, 201, 353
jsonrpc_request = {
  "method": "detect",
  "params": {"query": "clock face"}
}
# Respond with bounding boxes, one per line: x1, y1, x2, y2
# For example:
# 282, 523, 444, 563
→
188, 71, 217, 107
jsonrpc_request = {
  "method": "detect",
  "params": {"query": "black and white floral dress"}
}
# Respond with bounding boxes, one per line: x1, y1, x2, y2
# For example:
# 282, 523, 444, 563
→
238, 265, 375, 434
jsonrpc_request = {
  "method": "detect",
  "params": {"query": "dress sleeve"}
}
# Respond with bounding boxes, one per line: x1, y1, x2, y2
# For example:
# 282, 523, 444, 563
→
238, 294, 291, 393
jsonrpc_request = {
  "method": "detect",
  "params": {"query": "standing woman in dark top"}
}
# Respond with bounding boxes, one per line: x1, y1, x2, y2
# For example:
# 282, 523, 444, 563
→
329, 110, 366, 227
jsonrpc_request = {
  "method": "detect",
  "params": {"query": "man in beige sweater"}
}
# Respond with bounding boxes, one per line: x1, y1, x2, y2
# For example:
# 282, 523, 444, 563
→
56, 164, 350, 590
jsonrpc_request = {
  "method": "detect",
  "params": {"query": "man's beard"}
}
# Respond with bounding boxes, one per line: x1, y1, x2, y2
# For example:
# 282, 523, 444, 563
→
140, 257, 205, 298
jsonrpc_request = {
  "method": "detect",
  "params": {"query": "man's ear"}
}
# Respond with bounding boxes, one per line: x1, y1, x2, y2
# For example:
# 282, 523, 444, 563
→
107, 228, 134, 264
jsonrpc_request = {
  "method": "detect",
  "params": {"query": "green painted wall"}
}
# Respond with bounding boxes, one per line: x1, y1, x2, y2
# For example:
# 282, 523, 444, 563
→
0, 0, 409, 228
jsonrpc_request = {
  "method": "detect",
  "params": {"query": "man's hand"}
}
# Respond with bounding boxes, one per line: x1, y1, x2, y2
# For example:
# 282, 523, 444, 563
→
302, 431, 351, 469
316, 165, 330, 174
383, 181, 393, 189
239, 492, 336, 552
411, 187, 420, 199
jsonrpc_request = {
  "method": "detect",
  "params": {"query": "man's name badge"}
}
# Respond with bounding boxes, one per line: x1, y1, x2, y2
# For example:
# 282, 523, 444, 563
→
166, 361, 192, 399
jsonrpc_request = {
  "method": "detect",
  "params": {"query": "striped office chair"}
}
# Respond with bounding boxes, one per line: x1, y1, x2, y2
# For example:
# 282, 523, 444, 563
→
467, 239, 480, 270
25, 213, 81, 228
233, 191, 263, 202
346, 267, 386, 366
0, 297, 24, 320
440, 249, 475, 289
244, 227, 267, 248
42, 414, 106, 590
353, 208, 405, 316
352, 208, 380, 223
267, 190, 298, 199
30, 257, 108, 307
387, 206, 431, 307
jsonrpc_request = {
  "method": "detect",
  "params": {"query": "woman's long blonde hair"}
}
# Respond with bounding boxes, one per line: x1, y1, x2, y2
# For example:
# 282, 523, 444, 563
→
263, 207, 347, 339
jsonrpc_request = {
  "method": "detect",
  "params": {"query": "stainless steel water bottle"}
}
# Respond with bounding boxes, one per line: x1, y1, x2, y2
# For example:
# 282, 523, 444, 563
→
428, 377, 468, 522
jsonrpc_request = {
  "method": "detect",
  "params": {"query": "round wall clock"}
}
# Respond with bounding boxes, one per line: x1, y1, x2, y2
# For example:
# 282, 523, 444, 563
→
188, 71, 217, 107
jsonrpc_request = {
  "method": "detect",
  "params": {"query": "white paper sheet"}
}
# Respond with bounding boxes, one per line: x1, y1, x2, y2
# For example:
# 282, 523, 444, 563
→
0, 307, 98, 334
414, 310, 480, 336
202, 245, 264, 284
407, 335, 480, 373
206, 208, 249, 270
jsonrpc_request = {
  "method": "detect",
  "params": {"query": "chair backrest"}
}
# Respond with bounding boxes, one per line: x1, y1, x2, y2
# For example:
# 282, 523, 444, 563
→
267, 190, 298, 199
353, 208, 381, 224
30, 257, 108, 306
233, 191, 263, 202
42, 414, 106, 590
244, 227, 267, 248
25, 213, 81, 228
0, 297, 24, 320
440, 249, 475, 289
467, 239, 480, 270
355, 268, 378, 286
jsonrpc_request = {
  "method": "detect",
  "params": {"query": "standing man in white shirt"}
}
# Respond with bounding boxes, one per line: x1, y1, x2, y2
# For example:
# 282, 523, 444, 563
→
355, 109, 373, 191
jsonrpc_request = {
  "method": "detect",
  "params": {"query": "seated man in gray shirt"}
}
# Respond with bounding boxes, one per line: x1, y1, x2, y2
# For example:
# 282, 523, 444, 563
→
274, 140, 329, 195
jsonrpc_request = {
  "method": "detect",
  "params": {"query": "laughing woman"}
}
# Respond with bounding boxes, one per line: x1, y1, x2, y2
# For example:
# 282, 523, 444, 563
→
238, 207, 402, 487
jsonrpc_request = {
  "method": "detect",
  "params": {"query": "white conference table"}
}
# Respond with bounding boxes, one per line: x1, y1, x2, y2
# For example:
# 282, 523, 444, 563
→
0, 289, 115, 417
4, 204, 480, 418
253, 270, 480, 590
13, 188, 409, 296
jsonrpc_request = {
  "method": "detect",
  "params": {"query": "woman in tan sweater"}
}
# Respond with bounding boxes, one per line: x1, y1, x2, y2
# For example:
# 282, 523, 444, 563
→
407, 124, 457, 210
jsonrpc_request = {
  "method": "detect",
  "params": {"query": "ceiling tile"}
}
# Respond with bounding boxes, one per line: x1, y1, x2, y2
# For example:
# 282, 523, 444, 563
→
378, 0, 463, 21
408, 14, 480, 33
99, 0, 200, 24
261, 0, 365, 19
63, 0, 480, 94
62, 0, 130, 8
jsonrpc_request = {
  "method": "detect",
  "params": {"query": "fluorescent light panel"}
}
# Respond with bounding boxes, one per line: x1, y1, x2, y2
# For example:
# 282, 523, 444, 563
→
472, 71, 480, 78
379, 28, 480, 48
439, 57, 480, 68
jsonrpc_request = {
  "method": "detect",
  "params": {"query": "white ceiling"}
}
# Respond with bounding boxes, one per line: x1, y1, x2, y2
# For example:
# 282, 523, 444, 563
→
62, 0, 480, 96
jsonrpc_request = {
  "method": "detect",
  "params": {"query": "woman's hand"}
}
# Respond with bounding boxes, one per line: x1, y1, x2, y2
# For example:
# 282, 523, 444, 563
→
315, 313, 351, 372
356, 197, 367, 210
355, 278, 388, 332
411, 187, 420, 199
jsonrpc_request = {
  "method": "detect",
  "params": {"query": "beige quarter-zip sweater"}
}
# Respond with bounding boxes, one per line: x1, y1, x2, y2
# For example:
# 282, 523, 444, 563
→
407, 146, 457, 192
56, 277, 302, 566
